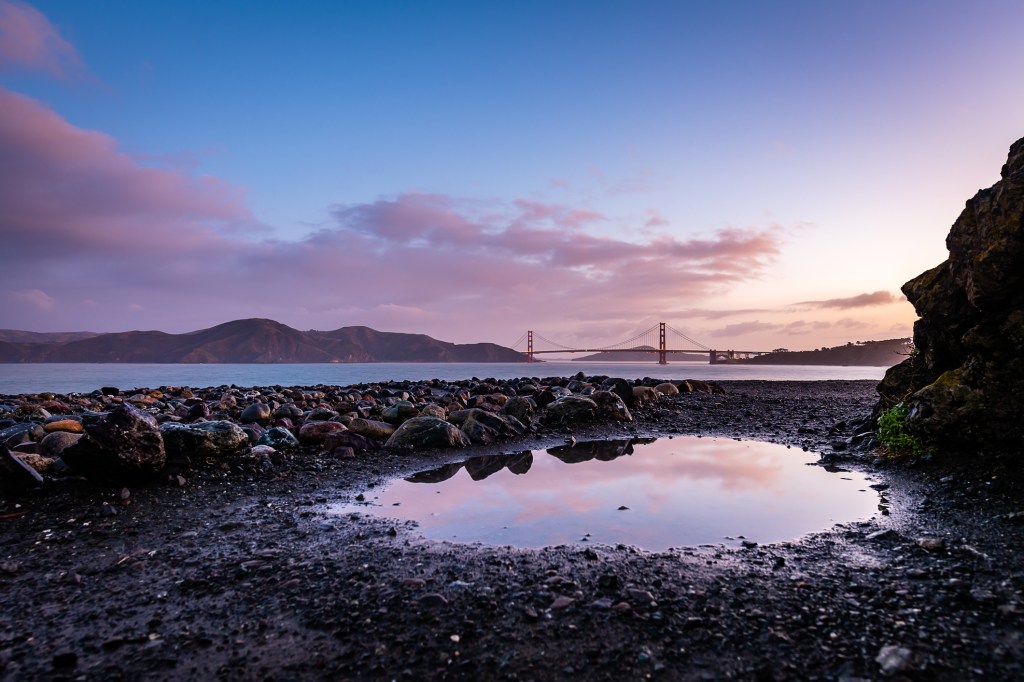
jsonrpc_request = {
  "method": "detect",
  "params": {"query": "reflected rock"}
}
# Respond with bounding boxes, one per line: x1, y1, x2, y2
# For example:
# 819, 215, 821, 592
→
464, 455, 509, 481
406, 462, 464, 484
505, 451, 533, 475
547, 439, 634, 464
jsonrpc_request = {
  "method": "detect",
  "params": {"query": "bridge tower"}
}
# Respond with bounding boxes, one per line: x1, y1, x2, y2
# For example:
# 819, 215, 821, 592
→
527, 330, 534, 363
658, 322, 667, 365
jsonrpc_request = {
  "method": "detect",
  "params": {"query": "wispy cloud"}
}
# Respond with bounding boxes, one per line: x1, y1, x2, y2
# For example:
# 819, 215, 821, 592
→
0, 0, 85, 79
7, 288, 55, 310
794, 290, 899, 309
0, 87, 786, 337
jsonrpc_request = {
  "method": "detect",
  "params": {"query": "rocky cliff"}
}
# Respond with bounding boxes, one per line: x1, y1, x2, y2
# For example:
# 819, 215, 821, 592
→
877, 136, 1024, 452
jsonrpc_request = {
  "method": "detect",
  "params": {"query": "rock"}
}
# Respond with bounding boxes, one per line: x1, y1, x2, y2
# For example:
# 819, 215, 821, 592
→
61, 404, 166, 481
499, 395, 535, 424
875, 645, 917, 676
0, 446, 44, 492
160, 420, 249, 469
272, 403, 303, 420
461, 409, 527, 445
916, 536, 946, 551
655, 382, 679, 396
417, 593, 448, 609
590, 390, 633, 422
0, 422, 44, 449
298, 420, 348, 445
257, 426, 299, 449
381, 401, 419, 425
418, 403, 446, 420
543, 396, 598, 425
348, 418, 396, 440
385, 417, 469, 450
304, 407, 339, 422
601, 377, 635, 408
550, 596, 575, 610
186, 402, 210, 421
15, 452, 55, 474
42, 419, 84, 434
876, 136, 1024, 452
323, 430, 381, 453
39, 430, 82, 457
239, 402, 272, 424
632, 386, 660, 404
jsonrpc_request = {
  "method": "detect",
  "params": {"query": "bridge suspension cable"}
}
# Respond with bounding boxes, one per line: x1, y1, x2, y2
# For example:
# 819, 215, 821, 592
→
666, 324, 711, 351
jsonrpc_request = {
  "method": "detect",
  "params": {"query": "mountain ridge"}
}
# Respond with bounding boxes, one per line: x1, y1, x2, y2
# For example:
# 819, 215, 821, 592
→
0, 318, 527, 364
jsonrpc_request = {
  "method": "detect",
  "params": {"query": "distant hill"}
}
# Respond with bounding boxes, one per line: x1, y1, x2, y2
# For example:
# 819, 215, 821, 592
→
0, 318, 527, 364
743, 338, 911, 366
572, 345, 707, 362
0, 330, 99, 344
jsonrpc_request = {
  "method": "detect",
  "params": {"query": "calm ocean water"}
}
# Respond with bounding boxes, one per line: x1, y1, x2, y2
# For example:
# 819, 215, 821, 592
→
0, 361, 887, 395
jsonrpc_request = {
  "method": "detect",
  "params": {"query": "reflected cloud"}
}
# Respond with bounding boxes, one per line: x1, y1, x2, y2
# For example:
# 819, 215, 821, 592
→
339, 437, 878, 550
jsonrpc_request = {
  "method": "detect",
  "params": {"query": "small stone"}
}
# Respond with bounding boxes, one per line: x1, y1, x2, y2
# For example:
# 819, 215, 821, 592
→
550, 595, 575, 610
43, 419, 83, 434
99, 502, 118, 517
875, 645, 916, 676
916, 537, 946, 551
417, 593, 448, 609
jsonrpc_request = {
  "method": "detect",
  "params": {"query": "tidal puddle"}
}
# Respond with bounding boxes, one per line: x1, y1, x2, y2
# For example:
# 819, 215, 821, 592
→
333, 437, 879, 550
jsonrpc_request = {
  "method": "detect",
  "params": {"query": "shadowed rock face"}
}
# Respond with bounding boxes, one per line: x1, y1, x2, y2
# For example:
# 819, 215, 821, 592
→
877, 136, 1024, 451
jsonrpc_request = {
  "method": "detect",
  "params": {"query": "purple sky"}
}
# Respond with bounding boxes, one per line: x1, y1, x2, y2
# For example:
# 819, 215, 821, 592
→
2, 1, 1023, 351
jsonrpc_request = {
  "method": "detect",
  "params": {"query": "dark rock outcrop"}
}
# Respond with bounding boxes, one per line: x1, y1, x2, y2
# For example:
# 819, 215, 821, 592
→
61, 404, 166, 480
877, 136, 1024, 451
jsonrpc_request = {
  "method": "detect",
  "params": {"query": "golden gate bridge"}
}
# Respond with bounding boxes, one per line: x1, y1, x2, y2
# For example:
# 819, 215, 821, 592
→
509, 322, 768, 365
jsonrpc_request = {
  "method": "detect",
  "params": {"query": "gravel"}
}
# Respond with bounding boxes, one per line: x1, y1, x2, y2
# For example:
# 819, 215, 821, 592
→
2, 379, 1024, 681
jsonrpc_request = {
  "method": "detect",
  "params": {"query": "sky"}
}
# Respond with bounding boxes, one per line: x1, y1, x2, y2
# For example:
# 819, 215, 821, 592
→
2, 0, 1023, 352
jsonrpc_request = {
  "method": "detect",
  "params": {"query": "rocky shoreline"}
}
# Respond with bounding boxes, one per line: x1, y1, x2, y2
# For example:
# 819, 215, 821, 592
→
2, 377, 1024, 680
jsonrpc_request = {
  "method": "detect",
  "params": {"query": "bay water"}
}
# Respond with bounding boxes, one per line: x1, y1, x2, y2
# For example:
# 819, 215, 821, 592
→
0, 361, 886, 395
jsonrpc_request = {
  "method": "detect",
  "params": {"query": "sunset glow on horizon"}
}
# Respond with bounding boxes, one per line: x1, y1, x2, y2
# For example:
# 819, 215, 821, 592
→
2, 1, 1023, 351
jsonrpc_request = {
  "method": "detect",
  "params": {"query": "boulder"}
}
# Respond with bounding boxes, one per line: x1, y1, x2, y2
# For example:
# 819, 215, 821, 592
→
590, 391, 633, 422
500, 396, 535, 424
381, 401, 419, 425
601, 377, 635, 408
62, 404, 166, 481
0, 446, 44, 492
161, 420, 249, 469
272, 403, 304, 420
876, 136, 1024, 452
43, 419, 84, 434
258, 426, 299, 449
39, 431, 82, 458
418, 403, 447, 420
240, 402, 272, 424
543, 396, 598, 425
298, 420, 348, 445
461, 409, 527, 445
348, 418, 396, 441
632, 386, 660, 404
0, 422, 45, 449
385, 417, 469, 450
655, 382, 679, 396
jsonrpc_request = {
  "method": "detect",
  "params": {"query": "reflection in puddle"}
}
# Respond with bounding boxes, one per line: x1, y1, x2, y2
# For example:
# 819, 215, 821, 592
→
333, 437, 879, 550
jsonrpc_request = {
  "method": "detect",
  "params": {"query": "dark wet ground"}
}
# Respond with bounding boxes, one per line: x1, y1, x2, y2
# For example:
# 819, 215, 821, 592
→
3, 380, 1024, 681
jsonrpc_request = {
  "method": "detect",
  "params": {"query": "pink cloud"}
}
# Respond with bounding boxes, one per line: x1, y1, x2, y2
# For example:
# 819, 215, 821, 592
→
0, 86, 788, 342
0, 0, 83, 78
708, 321, 783, 338
8, 288, 54, 310
795, 290, 898, 309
